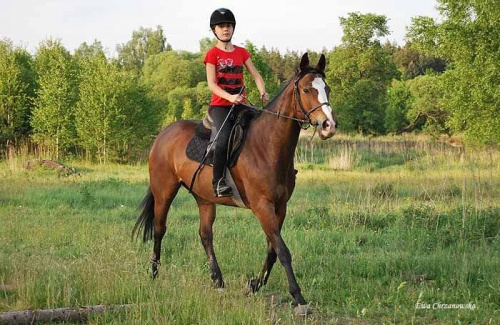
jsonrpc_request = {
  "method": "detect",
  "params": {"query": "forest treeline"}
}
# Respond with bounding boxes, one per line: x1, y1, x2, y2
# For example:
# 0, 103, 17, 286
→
1, 0, 499, 162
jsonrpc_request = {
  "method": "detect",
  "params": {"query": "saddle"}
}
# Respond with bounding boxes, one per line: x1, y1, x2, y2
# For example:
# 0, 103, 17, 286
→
186, 106, 259, 167
185, 106, 259, 208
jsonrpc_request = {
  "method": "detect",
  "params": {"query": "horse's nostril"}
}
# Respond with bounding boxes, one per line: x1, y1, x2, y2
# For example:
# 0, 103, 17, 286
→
322, 120, 331, 130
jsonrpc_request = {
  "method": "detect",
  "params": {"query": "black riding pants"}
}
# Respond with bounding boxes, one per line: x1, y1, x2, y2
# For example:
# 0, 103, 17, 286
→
208, 105, 245, 184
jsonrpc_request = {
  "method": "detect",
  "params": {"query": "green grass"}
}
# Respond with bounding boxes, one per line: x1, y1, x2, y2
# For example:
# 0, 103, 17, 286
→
1, 140, 499, 324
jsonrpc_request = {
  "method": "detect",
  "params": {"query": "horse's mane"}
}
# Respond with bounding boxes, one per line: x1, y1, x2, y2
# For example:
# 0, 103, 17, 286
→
264, 80, 291, 111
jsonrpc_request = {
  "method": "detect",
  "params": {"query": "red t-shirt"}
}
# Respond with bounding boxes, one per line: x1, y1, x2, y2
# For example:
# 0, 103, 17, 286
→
204, 46, 250, 106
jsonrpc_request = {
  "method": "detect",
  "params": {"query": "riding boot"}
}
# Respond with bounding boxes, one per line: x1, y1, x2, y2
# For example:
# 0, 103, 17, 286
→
212, 146, 233, 197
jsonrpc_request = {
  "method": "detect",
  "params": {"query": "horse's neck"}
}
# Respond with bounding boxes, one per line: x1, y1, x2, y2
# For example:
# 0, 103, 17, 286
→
251, 87, 302, 164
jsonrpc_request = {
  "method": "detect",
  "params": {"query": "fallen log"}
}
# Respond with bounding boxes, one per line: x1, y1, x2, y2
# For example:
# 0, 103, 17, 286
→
0, 285, 16, 293
24, 159, 76, 175
0, 304, 132, 324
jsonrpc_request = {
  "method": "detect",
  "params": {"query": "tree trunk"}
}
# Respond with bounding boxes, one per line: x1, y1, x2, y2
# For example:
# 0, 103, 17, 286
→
0, 304, 132, 324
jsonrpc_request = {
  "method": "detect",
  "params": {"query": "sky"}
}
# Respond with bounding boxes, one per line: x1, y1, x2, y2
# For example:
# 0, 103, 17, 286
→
1, 0, 441, 56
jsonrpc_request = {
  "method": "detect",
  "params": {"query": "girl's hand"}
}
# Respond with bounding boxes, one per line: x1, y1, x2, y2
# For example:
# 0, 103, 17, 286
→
261, 92, 269, 103
228, 94, 243, 104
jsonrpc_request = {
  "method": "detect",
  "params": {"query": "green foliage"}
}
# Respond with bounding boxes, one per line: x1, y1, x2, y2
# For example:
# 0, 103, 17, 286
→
405, 16, 440, 55
0, 40, 36, 148
75, 50, 122, 162
259, 47, 293, 83
385, 80, 413, 133
340, 12, 390, 48
142, 51, 205, 104
199, 37, 216, 54
407, 1, 500, 145
31, 39, 78, 158
75, 46, 158, 163
327, 13, 398, 134
327, 14, 397, 134
116, 26, 169, 73
164, 86, 197, 123
407, 75, 449, 136
74, 40, 106, 63
243, 41, 280, 105
337, 79, 387, 134
2, 6, 499, 161
393, 43, 446, 80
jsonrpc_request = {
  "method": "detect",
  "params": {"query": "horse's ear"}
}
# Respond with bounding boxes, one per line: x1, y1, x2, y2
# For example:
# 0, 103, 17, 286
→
316, 54, 326, 72
299, 53, 309, 71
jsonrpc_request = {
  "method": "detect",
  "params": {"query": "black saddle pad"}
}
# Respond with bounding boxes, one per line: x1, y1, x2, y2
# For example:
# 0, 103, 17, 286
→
186, 135, 214, 166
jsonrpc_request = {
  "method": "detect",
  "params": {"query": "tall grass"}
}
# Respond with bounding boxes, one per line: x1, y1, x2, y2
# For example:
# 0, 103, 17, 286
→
1, 137, 499, 324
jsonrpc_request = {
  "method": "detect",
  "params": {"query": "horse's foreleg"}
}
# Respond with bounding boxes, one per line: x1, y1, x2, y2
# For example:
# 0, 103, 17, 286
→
197, 199, 224, 288
248, 239, 277, 292
253, 201, 309, 312
249, 204, 285, 292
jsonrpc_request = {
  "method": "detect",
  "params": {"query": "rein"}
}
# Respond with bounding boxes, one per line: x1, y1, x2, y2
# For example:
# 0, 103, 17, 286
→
245, 69, 331, 129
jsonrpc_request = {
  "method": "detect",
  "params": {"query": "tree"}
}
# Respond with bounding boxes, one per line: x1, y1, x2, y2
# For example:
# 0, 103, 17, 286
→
407, 74, 449, 136
31, 39, 78, 158
339, 79, 387, 134
405, 16, 440, 55
74, 40, 106, 63
393, 43, 446, 80
0, 40, 36, 152
327, 12, 397, 134
142, 51, 205, 102
385, 80, 413, 133
117, 26, 170, 74
165, 87, 191, 123
340, 12, 390, 48
75, 48, 157, 163
407, 1, 500, 145
75, 47, 117, 163
243, 42, 280, 106
199, 37, 216, 55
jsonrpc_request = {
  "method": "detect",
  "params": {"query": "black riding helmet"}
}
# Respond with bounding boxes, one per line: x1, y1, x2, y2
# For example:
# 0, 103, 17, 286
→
210, 8, 236, 30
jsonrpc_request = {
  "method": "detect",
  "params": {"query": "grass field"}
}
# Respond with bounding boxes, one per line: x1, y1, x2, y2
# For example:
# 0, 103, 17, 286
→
1, 137, 499, 324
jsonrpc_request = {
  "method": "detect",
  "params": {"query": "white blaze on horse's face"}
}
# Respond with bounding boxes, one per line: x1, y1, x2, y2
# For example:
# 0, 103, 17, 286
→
312, 77, 336, 138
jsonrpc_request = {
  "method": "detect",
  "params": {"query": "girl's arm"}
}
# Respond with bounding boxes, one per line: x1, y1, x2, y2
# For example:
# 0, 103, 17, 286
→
244, 58, 269, 102
206, 63, 241, 104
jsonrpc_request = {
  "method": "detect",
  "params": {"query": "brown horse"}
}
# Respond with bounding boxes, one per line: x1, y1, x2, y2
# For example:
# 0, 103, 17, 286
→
133, 53, 337, 313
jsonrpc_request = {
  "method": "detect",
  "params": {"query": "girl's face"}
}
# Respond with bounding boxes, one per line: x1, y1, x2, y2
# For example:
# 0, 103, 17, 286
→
214, 23, 234, 42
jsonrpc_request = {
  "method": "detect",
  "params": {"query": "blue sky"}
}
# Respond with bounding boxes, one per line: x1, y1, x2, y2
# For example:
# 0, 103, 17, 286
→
1, 0, 440, 55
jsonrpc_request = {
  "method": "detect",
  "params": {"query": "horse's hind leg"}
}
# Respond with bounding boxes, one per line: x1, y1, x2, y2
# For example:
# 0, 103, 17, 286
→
196, 197, 224, 288
151, 182, 180, 278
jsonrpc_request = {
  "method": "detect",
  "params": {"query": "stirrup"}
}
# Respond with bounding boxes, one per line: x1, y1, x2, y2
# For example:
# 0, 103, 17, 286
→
214, 179, 233, 197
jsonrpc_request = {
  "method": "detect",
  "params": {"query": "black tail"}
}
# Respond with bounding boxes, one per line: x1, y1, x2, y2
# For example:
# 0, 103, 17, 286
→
132, 187, 155, 242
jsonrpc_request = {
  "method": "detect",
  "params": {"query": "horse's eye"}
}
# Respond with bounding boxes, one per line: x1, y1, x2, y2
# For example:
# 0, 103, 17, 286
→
303, 88, 310, 94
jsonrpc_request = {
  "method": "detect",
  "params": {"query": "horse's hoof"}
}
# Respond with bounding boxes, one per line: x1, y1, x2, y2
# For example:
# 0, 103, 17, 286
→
243, 279, 258, 296
216, 279, 225, 288
294, 304, 312, 316
247, 278, 260, 293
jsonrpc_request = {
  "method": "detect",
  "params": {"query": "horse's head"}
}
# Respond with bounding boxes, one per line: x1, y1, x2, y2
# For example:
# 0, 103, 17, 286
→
294, 53, 337, 139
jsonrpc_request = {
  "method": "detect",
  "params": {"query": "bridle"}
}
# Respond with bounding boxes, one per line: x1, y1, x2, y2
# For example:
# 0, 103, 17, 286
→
256, 69, 331, 129
293, 70, 331, 125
